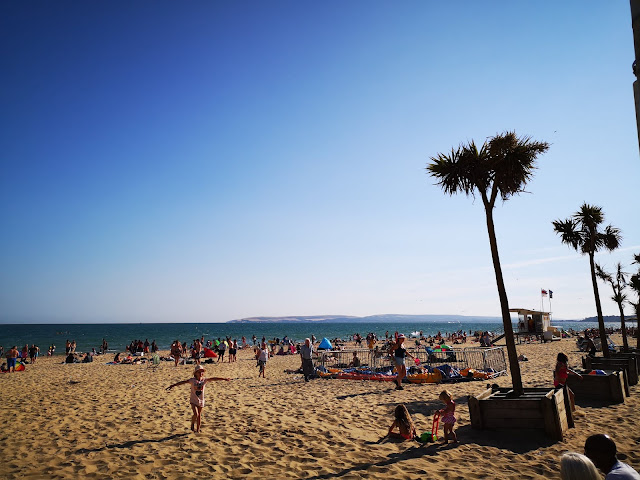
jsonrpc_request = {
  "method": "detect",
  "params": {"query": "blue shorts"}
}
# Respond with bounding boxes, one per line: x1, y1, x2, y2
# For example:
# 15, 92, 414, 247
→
394, 356, 405, 367
7, 358, 16, 369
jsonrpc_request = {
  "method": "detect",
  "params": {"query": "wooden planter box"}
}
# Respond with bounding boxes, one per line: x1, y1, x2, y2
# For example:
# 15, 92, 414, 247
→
565, 370, 626, 403
583, 356, 638, 386
468, 387, 573, 441
611, 352, 640, 376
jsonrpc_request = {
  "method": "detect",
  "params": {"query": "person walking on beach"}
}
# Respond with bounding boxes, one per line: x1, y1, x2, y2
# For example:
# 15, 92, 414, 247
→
5, 346, 19, 373
300, 338, 314, 382
166, 365, 231, 433
389, 334, 414, 390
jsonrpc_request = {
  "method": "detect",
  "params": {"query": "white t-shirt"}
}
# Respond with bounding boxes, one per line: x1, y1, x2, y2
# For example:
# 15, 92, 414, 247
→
258, 348, 269, 362
606, 461, 640, 480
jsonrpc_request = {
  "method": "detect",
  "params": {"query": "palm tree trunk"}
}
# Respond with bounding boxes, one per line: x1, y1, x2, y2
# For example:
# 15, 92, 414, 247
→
589, 252, 610, 358
618, 302, 628, 353
483, 204, 524, 395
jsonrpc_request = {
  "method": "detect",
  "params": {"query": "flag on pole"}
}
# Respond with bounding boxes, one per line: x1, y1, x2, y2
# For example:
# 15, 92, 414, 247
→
549, 290, 553, 299
541, 289, 548, 297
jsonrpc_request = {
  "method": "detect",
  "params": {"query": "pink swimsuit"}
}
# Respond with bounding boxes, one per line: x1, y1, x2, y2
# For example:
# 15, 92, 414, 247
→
442, 400, 456, 425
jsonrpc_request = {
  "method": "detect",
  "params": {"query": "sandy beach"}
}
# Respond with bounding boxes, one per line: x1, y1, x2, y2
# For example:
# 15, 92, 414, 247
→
1, 335, 638, 479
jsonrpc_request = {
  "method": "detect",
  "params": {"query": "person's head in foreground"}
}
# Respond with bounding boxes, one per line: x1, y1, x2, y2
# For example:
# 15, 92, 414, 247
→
304, 338, 310, 347
194, 365, 205, 378
584, 434, 617, 473
560, 452, 600, 480
583, 434, 640, 478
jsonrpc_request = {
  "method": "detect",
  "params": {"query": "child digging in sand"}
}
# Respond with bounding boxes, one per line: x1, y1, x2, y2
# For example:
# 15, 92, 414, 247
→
387, 404, 417, 440
438, 390, 457, 443
167, 365, 231, 433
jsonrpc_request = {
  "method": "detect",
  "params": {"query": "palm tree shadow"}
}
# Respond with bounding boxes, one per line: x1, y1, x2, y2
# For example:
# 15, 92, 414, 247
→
76, 433, 190, 454
306, 443, 445, 479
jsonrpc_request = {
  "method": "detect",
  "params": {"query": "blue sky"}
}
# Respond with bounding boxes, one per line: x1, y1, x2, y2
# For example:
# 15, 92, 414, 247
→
1, 2, 638, 323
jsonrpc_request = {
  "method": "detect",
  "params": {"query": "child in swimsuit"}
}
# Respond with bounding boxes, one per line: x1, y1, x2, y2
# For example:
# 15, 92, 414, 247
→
439, 389, 457, 443
387, 404, 417, 441
554, 352, 582, 411
167, 365, 231, 433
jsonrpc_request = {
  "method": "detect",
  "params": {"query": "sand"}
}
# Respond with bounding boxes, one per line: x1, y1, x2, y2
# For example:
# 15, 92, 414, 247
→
1, 335, 638, 479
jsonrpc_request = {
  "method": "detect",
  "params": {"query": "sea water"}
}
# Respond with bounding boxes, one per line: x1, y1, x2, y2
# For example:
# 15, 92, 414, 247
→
0, 320, 611, 354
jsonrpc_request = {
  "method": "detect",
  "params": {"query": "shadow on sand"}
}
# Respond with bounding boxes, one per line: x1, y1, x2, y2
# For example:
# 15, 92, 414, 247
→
75, 433, 190, 454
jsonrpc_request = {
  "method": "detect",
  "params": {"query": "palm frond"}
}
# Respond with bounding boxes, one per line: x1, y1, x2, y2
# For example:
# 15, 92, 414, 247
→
595, 263, 613, 284
552, 218, 584, 252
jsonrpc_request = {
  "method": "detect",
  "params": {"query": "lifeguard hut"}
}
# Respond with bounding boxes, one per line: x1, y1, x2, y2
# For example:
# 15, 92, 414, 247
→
510, 308, 559, 341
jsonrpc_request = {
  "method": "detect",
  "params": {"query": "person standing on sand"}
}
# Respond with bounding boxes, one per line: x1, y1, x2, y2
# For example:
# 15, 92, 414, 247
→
389, 334, 414, 390
166, 365, 231, 433
5, 346, 19, 373
257, 342, 269, 378
29, 344, 39, 364
217, 339, 226, 363
300, 338, 314, 382
554, 352, 582, 411
171, 341, 182, 367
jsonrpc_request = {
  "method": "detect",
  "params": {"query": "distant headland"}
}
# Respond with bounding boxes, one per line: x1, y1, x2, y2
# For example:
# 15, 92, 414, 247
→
229, 314, 505, 324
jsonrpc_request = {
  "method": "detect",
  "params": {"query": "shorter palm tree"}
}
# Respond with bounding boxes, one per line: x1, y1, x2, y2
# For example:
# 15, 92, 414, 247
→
595, 263, 629, 352
552, 204, 621, 358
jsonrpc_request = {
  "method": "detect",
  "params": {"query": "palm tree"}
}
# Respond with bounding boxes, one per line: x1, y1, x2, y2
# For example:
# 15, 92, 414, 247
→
428, 131, 549, 396
630, 253, 640, 350
552, 204, 621, 358
595, 263, 629, 352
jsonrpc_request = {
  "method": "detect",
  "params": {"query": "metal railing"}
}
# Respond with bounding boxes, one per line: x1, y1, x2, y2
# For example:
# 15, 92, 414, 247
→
317, 346, 506, 375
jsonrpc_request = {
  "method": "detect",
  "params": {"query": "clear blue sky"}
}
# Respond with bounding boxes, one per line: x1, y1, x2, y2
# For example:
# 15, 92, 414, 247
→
1, 2, 638, 323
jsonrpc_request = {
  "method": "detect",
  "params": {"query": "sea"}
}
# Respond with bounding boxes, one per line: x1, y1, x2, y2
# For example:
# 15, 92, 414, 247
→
0, 319, 619, 354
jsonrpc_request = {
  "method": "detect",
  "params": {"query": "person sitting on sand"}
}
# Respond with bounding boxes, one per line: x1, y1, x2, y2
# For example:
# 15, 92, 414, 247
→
113, 352, 121, 363
166, 365, 231, 433
560, 452, 601, 480
387, 404, 417, 441
82, 352, 93, 363
554, 353, 582, 411
349, 351, 361, 368
584, 434, 640, 479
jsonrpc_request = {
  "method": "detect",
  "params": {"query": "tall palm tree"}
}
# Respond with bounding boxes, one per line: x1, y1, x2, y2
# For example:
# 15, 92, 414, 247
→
552, 204, 621, 358
595, 263, 629, 352
428, 131, 549, 396
630, 253, 640, 350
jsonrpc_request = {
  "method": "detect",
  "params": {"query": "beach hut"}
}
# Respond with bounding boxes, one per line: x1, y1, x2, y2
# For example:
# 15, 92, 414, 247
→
509, 308, 559, 341
318, 338, 332, 350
